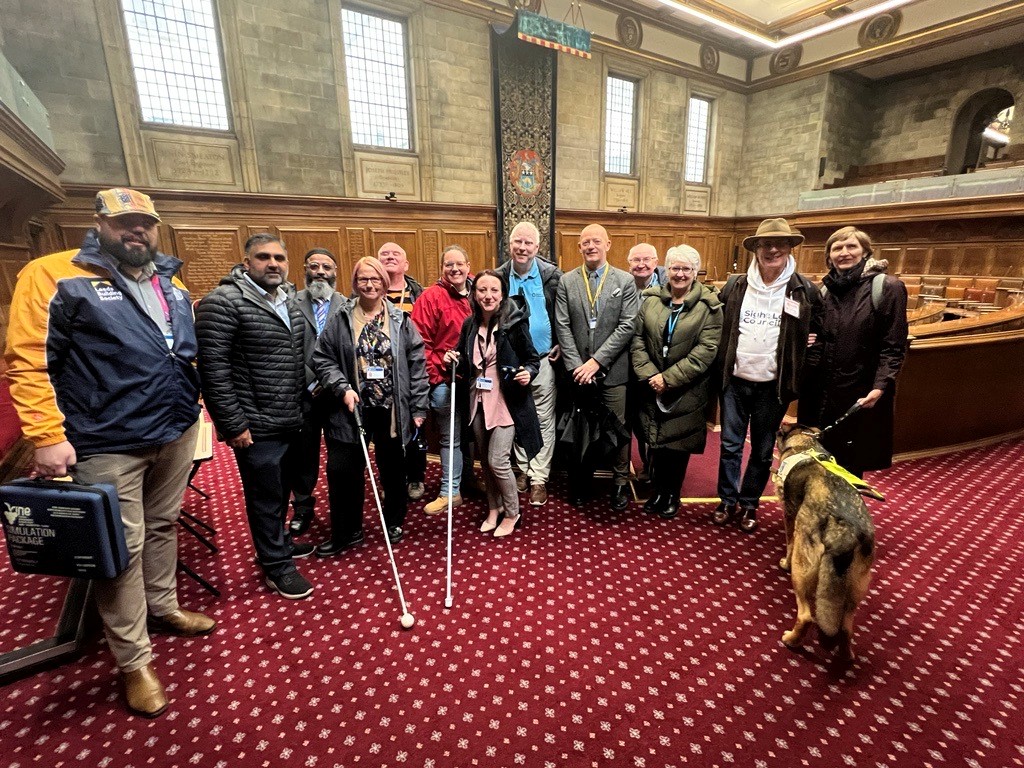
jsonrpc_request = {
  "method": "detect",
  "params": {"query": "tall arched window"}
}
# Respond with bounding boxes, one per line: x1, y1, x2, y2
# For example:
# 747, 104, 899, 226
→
945, 89, 1015, 175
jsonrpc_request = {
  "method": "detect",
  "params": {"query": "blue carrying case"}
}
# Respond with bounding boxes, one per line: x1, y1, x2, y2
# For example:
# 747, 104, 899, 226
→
0, 478, 128, 579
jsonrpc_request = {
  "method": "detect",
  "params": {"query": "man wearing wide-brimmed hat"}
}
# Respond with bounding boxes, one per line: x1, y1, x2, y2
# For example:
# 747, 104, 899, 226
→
712, 218, 822, 533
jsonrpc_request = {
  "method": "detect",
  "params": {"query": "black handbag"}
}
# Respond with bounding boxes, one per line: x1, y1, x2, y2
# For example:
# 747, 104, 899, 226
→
1, 478, 128, 578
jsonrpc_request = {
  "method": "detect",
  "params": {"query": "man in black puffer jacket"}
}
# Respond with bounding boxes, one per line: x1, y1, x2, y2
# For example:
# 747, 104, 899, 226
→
195, 234, 314, 600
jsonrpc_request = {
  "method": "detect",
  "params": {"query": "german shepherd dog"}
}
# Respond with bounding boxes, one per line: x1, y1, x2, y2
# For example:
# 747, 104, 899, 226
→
773, 423, 876, 659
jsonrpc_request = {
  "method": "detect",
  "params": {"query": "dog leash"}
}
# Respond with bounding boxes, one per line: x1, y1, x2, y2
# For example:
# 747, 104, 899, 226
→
817, 402, 862, 439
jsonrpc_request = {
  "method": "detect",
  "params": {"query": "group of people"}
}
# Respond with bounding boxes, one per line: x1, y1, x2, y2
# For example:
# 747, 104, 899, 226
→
3, 186, 908, 718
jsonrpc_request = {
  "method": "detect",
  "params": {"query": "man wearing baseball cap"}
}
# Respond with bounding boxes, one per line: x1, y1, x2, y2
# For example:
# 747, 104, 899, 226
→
712, 218, 822, 533
5, 188, 214, 718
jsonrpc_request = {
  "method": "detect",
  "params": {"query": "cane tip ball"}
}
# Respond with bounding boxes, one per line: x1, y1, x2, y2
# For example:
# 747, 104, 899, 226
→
400, 613, 415, 629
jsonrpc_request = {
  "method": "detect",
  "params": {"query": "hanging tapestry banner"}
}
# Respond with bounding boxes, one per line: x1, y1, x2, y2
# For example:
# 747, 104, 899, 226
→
491, 19, 558, 265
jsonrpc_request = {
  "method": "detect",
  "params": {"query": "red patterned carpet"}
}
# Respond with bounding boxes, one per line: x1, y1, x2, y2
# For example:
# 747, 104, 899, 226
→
2, 436, 1023, 768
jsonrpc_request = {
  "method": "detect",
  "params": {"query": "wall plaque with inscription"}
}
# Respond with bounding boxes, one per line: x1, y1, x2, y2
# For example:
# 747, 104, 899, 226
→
356, 154, 420, 199
603, 178, 639, 210
172, 228, 242, 296
151, 139, 237, 185
684, 188, 711, 214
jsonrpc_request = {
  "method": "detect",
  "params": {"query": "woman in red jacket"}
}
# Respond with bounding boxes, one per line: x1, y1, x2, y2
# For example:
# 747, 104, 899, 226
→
409, 246, 473, 514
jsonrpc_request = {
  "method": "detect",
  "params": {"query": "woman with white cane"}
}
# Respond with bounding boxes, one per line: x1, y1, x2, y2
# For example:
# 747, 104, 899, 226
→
445, 270, 542, 539
312, 257, 429, 555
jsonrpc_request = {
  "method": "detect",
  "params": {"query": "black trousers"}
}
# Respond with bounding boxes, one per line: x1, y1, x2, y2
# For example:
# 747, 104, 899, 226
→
650, 448, 691, 499
325, 407, 407, 541
288, 412, 327, 514
233, 434, 300, 578
405, 436, 426, 485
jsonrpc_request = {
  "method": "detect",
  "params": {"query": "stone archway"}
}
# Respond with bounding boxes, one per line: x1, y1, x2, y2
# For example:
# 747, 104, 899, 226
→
945, 88, 1015, 175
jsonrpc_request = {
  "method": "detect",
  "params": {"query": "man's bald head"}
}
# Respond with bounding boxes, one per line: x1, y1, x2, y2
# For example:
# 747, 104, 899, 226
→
578, 224, 611, 270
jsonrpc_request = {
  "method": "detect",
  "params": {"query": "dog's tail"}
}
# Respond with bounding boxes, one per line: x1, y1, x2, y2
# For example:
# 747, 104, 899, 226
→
816, 519, 875, 637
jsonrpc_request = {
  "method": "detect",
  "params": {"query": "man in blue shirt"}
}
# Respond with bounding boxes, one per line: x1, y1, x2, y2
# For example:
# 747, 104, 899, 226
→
496, 222, 562, 506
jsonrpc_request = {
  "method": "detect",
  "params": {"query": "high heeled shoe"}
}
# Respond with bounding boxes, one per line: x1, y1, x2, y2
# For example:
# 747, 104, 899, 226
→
493, 513, 522, 538
480, 510, 501, 533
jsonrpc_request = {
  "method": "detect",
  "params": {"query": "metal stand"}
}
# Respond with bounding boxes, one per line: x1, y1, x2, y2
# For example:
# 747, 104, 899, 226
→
0, 579, 92, 685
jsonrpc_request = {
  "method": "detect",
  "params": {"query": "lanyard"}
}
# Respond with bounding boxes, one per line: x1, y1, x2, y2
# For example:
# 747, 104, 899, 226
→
475, 321, 496, 373
581, 265, 609, 317
662, 303, 685, 358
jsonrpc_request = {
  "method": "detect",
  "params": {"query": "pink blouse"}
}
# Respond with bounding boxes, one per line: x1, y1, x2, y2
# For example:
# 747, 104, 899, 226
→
471, 326, 514, 430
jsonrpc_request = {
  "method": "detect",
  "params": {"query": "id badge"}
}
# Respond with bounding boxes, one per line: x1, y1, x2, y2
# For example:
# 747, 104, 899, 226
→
784, 297, 801, 319
588, 316, 598, 330
366, 366, 386, 380
475, 376, 494, 391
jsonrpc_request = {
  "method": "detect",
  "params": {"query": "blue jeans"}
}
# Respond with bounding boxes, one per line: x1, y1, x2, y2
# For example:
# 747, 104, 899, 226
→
430, 382, 463, 497
717, 377, 788, 509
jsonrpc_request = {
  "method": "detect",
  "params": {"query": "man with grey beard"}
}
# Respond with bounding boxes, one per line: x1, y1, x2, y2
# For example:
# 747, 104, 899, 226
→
289, 249, 346, 537
5, 188, 213, 718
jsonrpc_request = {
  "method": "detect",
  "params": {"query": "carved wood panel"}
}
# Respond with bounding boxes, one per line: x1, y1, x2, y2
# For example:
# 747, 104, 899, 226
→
277, 229, 345, 290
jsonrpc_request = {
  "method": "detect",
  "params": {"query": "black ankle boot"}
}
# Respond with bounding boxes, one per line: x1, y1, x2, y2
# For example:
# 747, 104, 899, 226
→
643, 494, 665, 515
658, 497, 680, 520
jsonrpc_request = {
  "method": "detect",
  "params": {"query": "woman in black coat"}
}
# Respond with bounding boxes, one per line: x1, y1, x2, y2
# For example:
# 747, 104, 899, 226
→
444, 269, 541, 538
312, 257, 429, 553
798, 226, 908, 476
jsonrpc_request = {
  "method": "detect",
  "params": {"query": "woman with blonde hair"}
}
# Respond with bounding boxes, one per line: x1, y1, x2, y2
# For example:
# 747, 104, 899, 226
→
311, 256, 429, 555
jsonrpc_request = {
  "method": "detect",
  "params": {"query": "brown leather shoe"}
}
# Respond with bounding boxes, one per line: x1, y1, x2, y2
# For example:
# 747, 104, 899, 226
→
514, 471, 528, 493
148, 609, 217, 637
122, 663, 168, 718
529, 482, 547, 506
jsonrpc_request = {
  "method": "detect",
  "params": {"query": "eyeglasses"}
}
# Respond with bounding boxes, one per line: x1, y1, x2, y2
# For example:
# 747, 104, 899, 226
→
668, 265, 695, 274
355, 277, 383, 286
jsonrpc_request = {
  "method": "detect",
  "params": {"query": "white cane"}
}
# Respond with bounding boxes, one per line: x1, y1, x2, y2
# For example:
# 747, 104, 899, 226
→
353, 405, 415, 630
444, 360, 456, 609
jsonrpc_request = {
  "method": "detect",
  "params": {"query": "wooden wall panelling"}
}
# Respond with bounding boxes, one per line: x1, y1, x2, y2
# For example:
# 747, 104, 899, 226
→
170, 227, 244, 298
894, 330, 1024, 458
345, 227, 369, 272
995, 244, 1024, 277
900, 247, 929, 275
0, 243, 32, 345
58, 225, 94, 252
440, 230, 492, 277
644, 235, 677, 261
929, 246, 959, 276
877, 247, 902, 272
607, 234, 639, 272
556, 232, 583, 272
959, 245, 991, 276
364, 229, 427, 290
277, 228, 345, 290
421, 230, 441, 286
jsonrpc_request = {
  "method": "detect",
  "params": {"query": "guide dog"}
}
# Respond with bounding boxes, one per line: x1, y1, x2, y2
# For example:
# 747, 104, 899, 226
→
773, 423, 876, 659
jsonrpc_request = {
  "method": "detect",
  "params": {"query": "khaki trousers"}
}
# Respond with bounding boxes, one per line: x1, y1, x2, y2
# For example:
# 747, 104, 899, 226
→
513, 356, 557, 483
72, 421, 199, 672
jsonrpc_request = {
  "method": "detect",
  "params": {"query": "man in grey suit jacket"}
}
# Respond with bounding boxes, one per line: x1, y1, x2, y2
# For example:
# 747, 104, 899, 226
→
554, 224, 639, 510
289, 248, 346, 537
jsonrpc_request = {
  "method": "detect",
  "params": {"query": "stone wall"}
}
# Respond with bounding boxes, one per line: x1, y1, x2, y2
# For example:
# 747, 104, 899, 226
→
642, 69, 688, 214
0, 0, 128, 184
234, 0, 343, 195
735, 75, 828, 216
819, 73, 871, 187
863, 46, 1024, 166
710, 89, 746, 217
417, 5, 493, 205
555, 53, 602, 210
